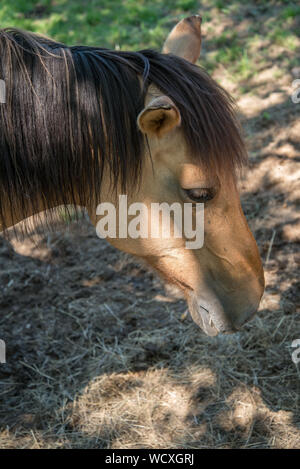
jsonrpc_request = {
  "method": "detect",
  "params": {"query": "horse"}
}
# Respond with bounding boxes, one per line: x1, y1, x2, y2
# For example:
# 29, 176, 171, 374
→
0, 16, 264, 336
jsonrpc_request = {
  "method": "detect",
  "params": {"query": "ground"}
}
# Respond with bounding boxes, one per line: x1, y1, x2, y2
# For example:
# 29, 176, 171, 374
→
0, 0, 299, 449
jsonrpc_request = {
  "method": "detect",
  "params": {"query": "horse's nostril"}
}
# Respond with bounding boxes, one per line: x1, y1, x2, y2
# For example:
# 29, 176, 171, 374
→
232, 306, 258, 330
242, 311, 256, 327
220, 327, 239, 334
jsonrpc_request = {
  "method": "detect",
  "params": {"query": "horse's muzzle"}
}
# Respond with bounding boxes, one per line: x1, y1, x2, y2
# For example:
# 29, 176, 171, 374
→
187, 292, 261, 336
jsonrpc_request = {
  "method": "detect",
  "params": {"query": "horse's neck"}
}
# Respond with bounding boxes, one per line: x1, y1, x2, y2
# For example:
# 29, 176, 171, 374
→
0, 170, 110, 232
0, 195, 66, 232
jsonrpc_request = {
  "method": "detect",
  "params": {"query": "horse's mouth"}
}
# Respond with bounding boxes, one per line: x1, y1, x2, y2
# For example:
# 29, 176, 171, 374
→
190, 304, 219, 336
187, 293, 239, 336
186, 293, 217, 336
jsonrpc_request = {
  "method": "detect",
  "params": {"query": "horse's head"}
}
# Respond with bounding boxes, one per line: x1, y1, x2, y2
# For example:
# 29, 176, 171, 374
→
0, 24, 263, 335
95, 16, 264, 336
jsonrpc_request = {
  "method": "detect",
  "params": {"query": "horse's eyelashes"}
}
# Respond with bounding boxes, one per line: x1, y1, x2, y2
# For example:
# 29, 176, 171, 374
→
183, 188, 215, 203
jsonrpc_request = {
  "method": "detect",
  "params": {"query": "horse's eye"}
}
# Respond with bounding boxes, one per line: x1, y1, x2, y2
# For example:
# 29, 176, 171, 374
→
183, 188, 215, 203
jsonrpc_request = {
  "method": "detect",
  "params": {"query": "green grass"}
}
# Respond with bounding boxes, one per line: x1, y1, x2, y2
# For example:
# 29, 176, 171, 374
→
0, 0, 299, 86
267, 27, 298, 50
281, 5, 300, 19
0, 0, 199, 49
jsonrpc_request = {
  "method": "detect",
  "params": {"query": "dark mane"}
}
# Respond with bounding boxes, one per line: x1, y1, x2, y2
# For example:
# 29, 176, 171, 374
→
0, 28, 247, 230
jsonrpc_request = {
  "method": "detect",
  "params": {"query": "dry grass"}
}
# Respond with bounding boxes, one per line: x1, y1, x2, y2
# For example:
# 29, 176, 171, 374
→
0, 211, 299, 448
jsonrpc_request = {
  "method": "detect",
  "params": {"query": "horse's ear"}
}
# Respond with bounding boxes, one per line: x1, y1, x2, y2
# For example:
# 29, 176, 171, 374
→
137, 96, 181, 138
162, 15, 202, 64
